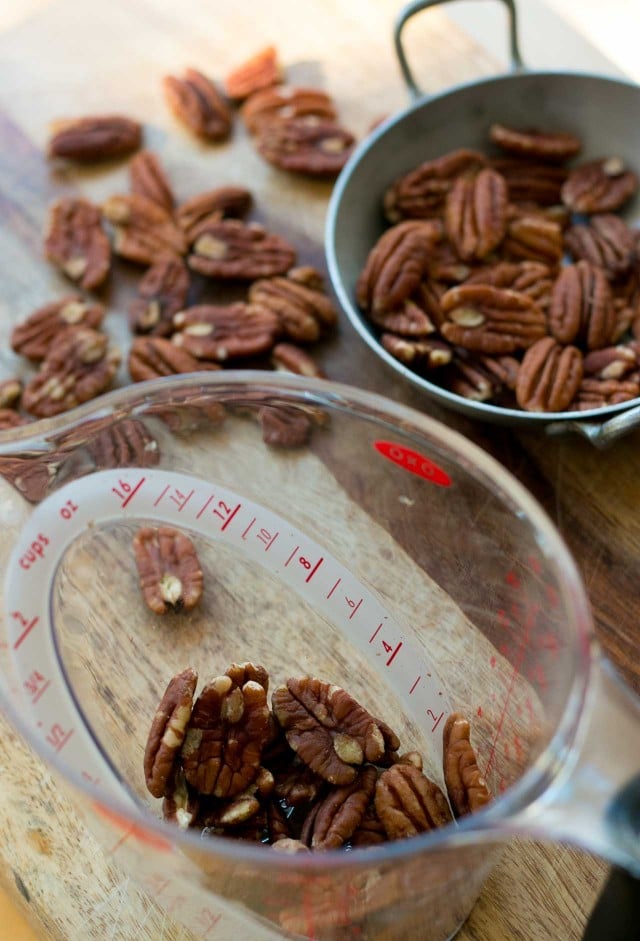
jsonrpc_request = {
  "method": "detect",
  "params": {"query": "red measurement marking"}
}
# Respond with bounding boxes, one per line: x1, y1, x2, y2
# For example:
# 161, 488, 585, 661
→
194, 908, 222, 937
490, 656, 496, 668
13, 616, 39, 650
348, 598, 362, 620
305, 557, 323, 583
46, 725, 74, 753
369, 623, 382, 643
409, 676, 421, 694
427, 709, 444, 732
284, 545, 299, 567
513, 734, 523, 761
326, 578, 341, 599
31, 680, 51, 704
373, 441, 452, 486
121, 477, 145, 508
153, 484, 170, 506
505, 570, 521, 589
242, 517, 256, 539
81, 770, 101, 787
220, 505, 240, 531
477, 706, 483, 717
527, 554, 543, 575
195, 495, 214, 519
386, 641, 402, 666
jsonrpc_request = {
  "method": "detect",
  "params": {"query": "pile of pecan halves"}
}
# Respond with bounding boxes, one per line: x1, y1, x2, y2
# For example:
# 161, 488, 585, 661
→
358, 124, 640, 412
1, 46, 350, 434
144, 664, 491, 852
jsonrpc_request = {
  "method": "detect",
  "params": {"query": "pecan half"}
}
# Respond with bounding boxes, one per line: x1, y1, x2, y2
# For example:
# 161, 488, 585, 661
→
356, 220, 440, 313
369, 298, 438, 337
249, 266, 337, 342
442, 353, 501, 402
176, 186, 253, 243
271, 343, 326, 378
381, 334, 452, 369
583, 344, 638, 380
226, 662, 269, 693
129, 150, 175, 212
564, 214, 636, 279
163, 767, 200, 829
549, 261, 615, 350
163, 68, 231, 141
442, 713, 492, 818
561, 157, 639, 213
274, 757, 325, 807
425, 241, 471, 284
466, 261, 555, 311
374, 764, 452, 840
256, 116, 355, 177
224, 45, 282, 100
45, 198, 111, 290
489, 158, 567, 206
188, 219, 296, 279
172, 303, 279, 361
259, 406, 312, 448
0, 379, 22, 409
445, 168, 508, 261
48, 114, 141, 162
182, 675, 270, 797
128, 257, 190, 336
0, 454, 61, 502
384, 149, 487, 223
272, 838, 311, 854
11, 296, 104, 361
515, 337, 583, 412
22, 327, 120, 417
301, 766, 377, 850
102, 194, 187, 265
241, 86, 336, 135
489, 123, 581, 162
569, 377, 640, 410
144, 667, 198, 798
132, 525, 203, 614
52, 415, 160, 470
440, 284, 546, 354
502, 212, 563, 265
271, 677, 386, 786
128, 335, 220, 381
350, 805, 387, 847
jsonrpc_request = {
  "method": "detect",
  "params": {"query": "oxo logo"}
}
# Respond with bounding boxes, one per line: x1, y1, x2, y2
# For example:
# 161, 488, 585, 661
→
374, 441, 452, 487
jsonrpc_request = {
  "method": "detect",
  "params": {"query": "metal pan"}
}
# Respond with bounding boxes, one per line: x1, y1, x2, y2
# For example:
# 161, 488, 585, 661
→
325, 0, 640, 446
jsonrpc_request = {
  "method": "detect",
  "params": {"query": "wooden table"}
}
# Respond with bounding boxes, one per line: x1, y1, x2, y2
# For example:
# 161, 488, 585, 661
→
0, 0, 637, 938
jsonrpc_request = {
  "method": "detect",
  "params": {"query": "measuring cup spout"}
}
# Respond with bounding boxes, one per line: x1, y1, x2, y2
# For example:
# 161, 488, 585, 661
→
510, 656, 640, 875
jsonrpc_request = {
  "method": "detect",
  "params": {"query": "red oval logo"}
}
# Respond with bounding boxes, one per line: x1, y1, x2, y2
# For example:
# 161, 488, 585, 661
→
373, 441, 452, 487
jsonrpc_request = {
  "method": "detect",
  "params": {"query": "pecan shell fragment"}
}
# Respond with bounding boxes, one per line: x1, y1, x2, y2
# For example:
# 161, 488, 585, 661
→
132, 525, 203, 615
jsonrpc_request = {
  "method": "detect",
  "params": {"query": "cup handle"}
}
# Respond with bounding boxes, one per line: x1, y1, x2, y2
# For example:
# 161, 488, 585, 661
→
512, 655, 640, 875
545, 401, 640, 447
394, 0, 525, 99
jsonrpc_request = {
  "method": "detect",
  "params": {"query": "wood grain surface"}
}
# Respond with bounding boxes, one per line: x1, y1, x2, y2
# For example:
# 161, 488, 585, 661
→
0, 0, 637, 939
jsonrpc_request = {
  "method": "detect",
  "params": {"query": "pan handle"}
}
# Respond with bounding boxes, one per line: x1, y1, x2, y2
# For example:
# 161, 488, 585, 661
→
394, 0, 524, 99
545, 400, 640, 448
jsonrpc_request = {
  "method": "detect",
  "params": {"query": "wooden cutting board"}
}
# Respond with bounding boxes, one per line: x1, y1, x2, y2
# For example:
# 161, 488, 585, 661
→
1, 0, 636, 938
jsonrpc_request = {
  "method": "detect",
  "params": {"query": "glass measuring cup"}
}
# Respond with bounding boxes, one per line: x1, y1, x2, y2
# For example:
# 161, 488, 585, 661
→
0, 372, 637, 941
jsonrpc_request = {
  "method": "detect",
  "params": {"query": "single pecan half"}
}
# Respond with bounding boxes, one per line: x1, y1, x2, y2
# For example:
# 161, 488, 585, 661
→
442, 353, 501, 402
22, 327, 120, 417
0, 453, 62, 502
163, 68, 231, 141
259, 405, 312, 448
384, 149, 487, 223
583, 345, 638, 380
515, 337, 583, 412
489, 158, 567, 206
51, 415, 160, 471
561, 157, 638, 213
256, 116, 355, 177
274, 757, 325, 807
271, 343, 326, 378
271, 677, 386, 786
128, 335, 220, 381
226, 662, 270, 693
0, 378, 22, 409
188, 219, 296, 279
182, 675, 270, 797
381, 333, 452, 369
249, 266, 337, 342
128, 257, 190, 336
102, 194, 187, 265
569, 376, 640, 410
564, 214, 636, 279
442, 713, 492, 817
466, 261, 555, 312
11, 296, 104, 361
549, 261, 615, 350
48, 114, 142, 162
132, 525, 203, 614
144, 667, 198, 798
224, 45, 282, 100
176, 186, 253, 243
445, 167, 508, 261
129, 150, 175, 212
241, 86, 337, 135
369, 297, 438, 337
501, 211, 563, 266
356, 220, 441, 313
163, 767, 200, 829
172, 302, 279, 361
301, 766, 377, 851
440, 284, 546, 354
45, 198, 111, 290
374, 764, 452, 840
489, 123, 581, 162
